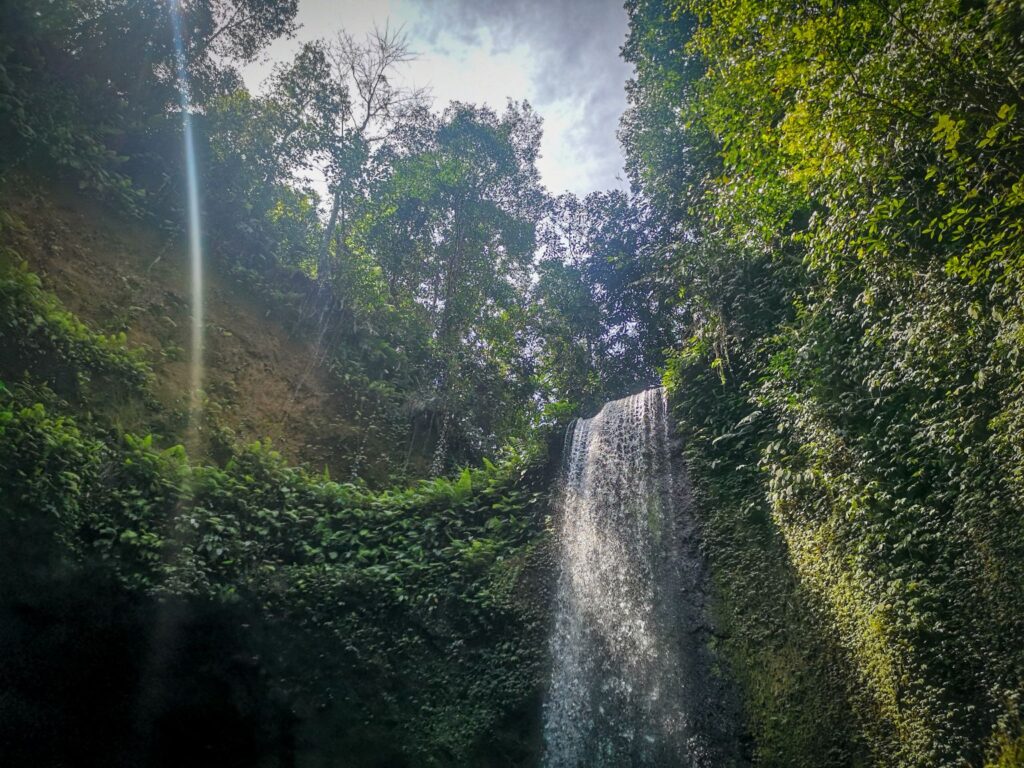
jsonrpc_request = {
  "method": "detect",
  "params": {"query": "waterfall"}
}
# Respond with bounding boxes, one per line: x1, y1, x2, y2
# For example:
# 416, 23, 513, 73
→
542, 388, 744, 768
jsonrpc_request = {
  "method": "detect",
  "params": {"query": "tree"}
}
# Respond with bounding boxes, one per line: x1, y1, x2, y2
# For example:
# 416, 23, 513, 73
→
353, 102, 544, 471
532, 191, 679, 411
0, 0, 299, 199
317, 26, 427, 280
202, 42, 341, 270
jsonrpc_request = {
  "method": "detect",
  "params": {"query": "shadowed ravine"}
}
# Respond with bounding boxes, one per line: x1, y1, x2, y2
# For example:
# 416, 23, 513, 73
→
543, 388, 745, 767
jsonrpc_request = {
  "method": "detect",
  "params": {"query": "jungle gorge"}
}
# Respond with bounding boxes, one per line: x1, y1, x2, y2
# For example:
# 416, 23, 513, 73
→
1, 0, 1023, 766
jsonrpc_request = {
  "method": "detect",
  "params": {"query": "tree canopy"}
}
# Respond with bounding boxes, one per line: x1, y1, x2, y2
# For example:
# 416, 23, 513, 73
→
3, 0, 1024, 765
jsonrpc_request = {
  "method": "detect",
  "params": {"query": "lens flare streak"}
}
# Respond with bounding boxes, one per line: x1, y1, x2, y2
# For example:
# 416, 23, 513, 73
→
168, 0, 204, 418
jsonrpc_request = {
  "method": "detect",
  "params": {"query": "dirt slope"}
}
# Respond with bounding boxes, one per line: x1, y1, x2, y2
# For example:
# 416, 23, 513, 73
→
1, 185, 390, 479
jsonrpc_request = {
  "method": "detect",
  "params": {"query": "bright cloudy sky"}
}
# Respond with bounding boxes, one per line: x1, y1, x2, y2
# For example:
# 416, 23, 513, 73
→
241, 0, 632, 196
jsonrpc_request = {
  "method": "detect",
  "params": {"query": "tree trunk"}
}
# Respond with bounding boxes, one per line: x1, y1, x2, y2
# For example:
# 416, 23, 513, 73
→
430, 411, 450, 477
318, 189, 341, 281
430, 201, 465, 476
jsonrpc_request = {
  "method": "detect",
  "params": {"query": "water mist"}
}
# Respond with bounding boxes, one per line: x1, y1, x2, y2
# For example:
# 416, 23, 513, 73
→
543, 388, 745, 767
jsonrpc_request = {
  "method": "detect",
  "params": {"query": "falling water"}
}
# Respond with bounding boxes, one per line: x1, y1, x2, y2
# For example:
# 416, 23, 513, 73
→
543, 388, 745, 768
168, 0, 204, 417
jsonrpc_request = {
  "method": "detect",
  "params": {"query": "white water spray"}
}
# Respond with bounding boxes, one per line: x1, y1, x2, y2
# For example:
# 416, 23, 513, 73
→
543, 388, 744, 767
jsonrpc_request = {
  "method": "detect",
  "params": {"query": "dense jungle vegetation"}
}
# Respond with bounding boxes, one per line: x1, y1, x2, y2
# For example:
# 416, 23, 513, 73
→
1, 0, 1023, 766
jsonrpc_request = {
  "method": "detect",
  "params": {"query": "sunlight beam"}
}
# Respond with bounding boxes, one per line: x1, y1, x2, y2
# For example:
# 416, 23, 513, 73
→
168, 0, 205, 424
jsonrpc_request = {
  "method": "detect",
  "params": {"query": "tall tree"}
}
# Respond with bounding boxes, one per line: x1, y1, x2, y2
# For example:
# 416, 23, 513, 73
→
353, 102, 544, 471
0, 0, 299, 197
532, 191, 679, 410
317, 26, 427, 280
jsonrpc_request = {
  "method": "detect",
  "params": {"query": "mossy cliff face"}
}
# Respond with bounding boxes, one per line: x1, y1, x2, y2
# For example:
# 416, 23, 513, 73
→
619, 0, 1024, 764
668, 356, 1024, 768
665, 369, 870, 768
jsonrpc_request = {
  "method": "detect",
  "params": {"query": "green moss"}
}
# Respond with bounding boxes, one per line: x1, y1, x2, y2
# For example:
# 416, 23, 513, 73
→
666, 368, 870, 767
987, 732, 1024, 768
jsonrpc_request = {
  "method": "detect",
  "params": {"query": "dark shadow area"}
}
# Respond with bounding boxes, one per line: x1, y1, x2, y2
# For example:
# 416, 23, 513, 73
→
0, 567, 297, 768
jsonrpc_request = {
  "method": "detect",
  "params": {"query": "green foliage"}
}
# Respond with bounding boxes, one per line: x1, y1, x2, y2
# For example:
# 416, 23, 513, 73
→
663, 353, 870, 767
0, 240, 151, 395
986, 730, 1024, 768
0, 0, 630, 472
625, 0, 1024, 765
351, 102, 545, 468
532, 191, 679, 410
0, 0, 298, 206
0, 383, 553, 764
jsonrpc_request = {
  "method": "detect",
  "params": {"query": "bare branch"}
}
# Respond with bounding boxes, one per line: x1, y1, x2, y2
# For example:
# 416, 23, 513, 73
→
326, 23, 427, 143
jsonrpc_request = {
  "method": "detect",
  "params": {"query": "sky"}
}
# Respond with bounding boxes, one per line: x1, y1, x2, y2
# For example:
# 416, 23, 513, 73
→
241, 0, 632, 197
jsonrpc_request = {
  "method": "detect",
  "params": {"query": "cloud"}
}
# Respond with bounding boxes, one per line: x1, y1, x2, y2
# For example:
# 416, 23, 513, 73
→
409, 0, 631, 194
240, 0, 631, 195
